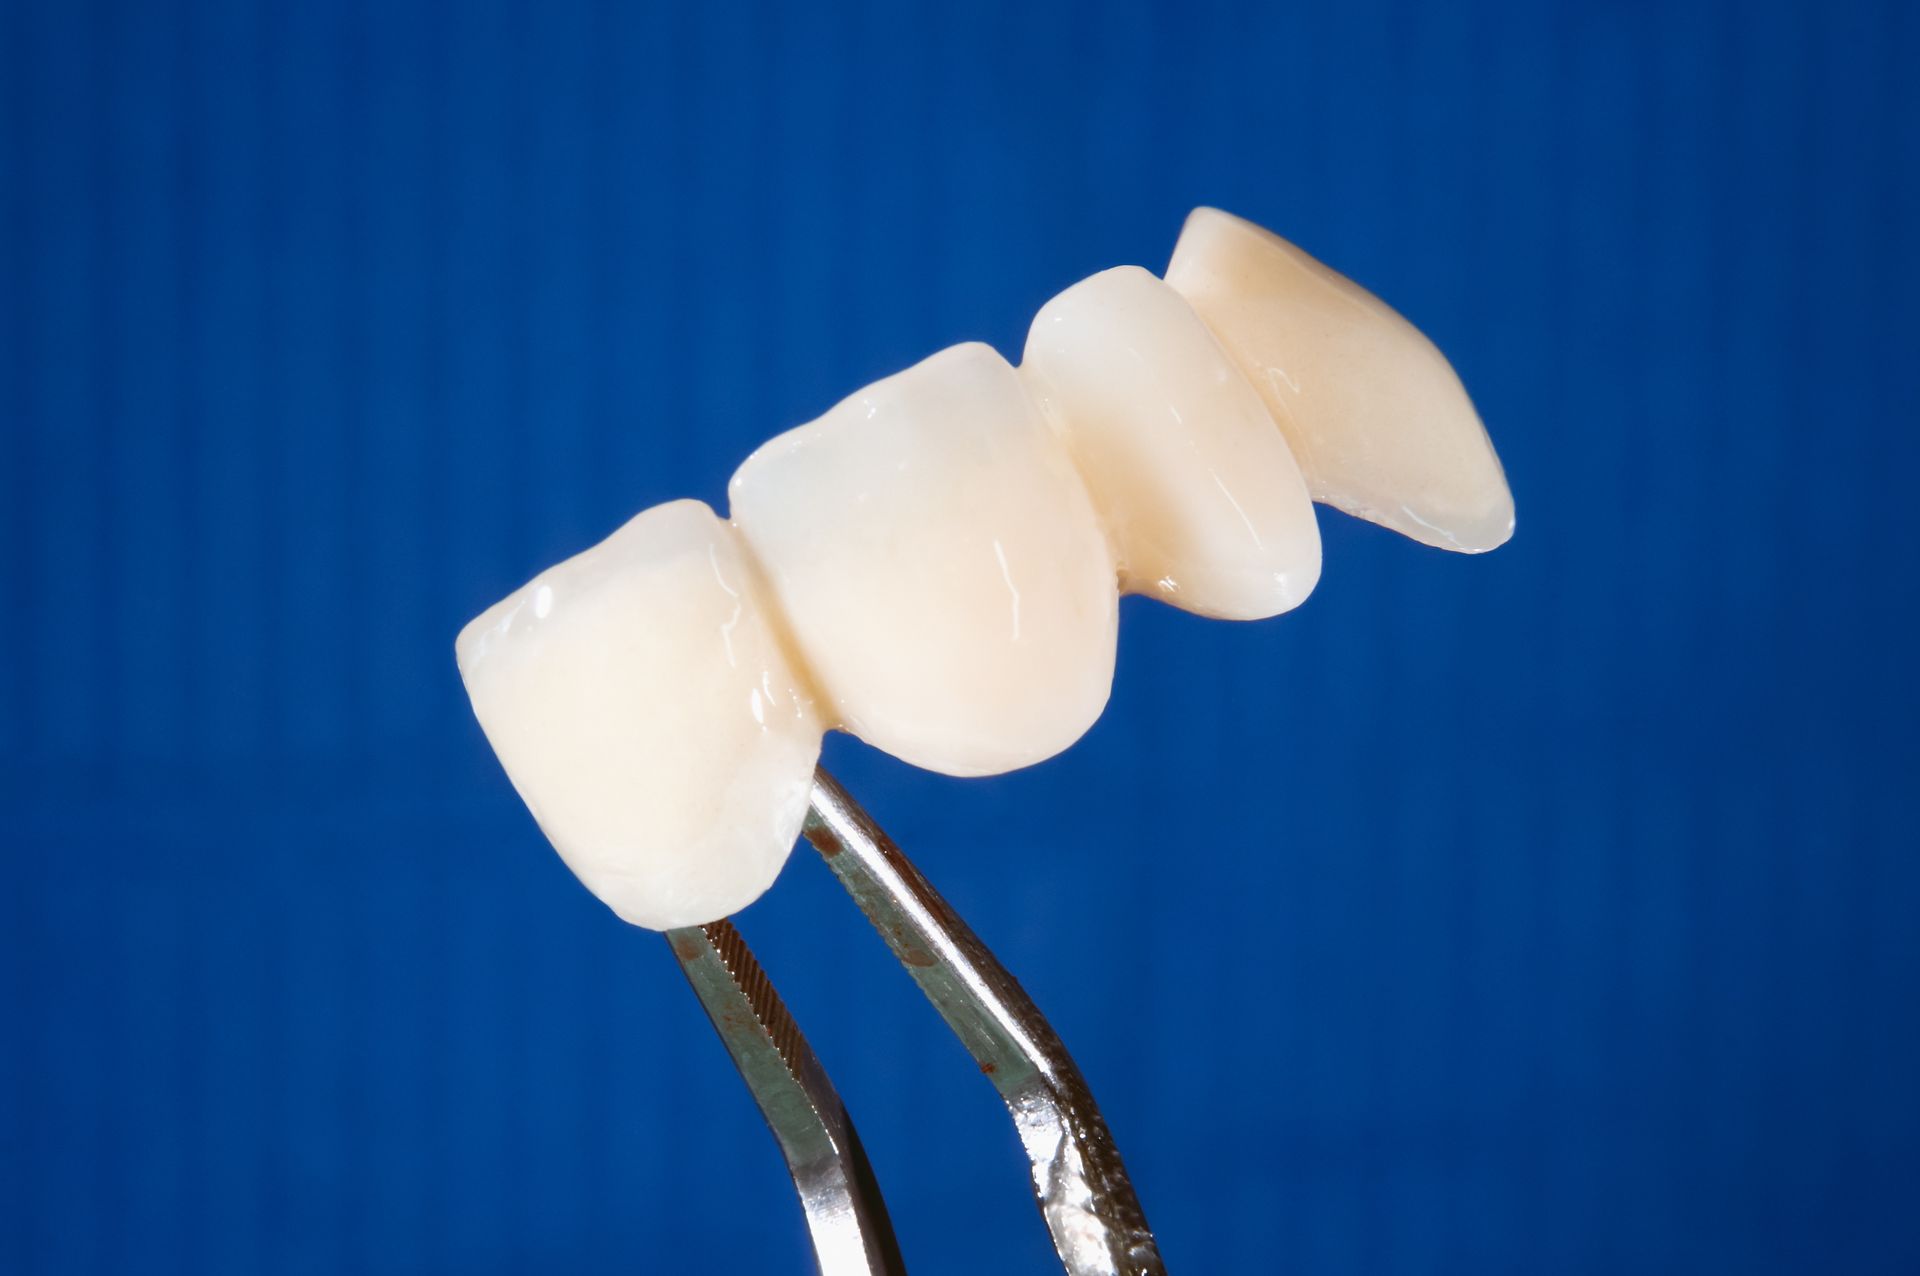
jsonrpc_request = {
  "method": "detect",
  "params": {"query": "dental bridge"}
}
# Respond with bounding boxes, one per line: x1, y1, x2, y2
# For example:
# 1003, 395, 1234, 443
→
455, 207, 1515, 1275
669, 768, 1158, 1276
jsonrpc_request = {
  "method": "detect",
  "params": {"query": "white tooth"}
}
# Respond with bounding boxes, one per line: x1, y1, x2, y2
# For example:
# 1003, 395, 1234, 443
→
455, 500, 822, 930
1021, 265, 1321, 620
1165, 207, 1514, 552
729, 343, 1117, 778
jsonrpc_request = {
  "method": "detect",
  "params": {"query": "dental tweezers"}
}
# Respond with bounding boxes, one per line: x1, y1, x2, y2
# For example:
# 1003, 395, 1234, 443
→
665, 768, 1165, 1276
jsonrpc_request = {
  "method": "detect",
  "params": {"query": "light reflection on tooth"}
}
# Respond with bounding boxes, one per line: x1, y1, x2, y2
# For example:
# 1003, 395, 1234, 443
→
455, 499, 822, 930
1022, 265, 1322, 620
1165, 206, 1515, 553
730, 343, 1117, 778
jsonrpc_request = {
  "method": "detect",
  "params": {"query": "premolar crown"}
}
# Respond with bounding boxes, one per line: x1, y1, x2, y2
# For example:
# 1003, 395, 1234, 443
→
729, 342, 1118, 779
1021, 264, 1322, 620
1165, 206, 1515, 553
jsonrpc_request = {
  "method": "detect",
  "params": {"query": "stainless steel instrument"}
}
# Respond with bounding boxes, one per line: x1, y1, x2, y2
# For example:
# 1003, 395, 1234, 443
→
666, 768, 1164, 1275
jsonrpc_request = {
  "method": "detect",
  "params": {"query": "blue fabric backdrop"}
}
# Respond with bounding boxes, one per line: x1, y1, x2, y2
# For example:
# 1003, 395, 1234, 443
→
3, 0, 1916, 1271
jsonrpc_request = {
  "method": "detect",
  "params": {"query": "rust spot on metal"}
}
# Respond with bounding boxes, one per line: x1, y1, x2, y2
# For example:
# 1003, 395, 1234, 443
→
670, 935, 704, 962
980, 1060, 997, 1075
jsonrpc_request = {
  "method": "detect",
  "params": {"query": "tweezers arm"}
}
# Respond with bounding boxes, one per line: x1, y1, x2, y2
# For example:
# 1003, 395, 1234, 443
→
666, 920, 907, 1276
803, 770, 1166, 1276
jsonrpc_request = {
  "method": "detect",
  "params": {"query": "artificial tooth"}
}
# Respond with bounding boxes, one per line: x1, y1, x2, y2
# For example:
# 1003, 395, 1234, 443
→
454, 500, 823, 930
1022, 265, 1322, 620
729, 342, 1117, 778
1165, 206, 1514, 552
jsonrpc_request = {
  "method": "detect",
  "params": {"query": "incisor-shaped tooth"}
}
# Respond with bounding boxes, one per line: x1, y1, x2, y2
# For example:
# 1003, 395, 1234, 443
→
730, 343, 1117, 778
1166, 207, 1514, 552
1022, 265, 1322, 620
455, 500, 822, 930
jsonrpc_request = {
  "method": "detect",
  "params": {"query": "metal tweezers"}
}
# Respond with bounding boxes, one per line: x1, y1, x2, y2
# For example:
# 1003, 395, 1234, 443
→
665, 768, 1165, 1275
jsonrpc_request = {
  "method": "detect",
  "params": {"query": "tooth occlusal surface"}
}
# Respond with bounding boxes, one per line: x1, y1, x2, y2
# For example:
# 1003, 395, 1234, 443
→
455, 500, 823, 930
1021, 265, 1322, 620
729, 342, 1118, 778
1165, 206, 1514, 553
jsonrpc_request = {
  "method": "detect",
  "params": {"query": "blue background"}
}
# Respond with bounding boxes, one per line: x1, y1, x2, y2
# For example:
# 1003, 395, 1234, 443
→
3, 0, 1917, 1272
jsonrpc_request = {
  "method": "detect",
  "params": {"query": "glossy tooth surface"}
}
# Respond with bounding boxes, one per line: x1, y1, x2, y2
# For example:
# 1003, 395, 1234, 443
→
1022, 265, 1321, 619
730, 343, 1117, 778
455, 500, 821, 930
1166, 206, 1514, 552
